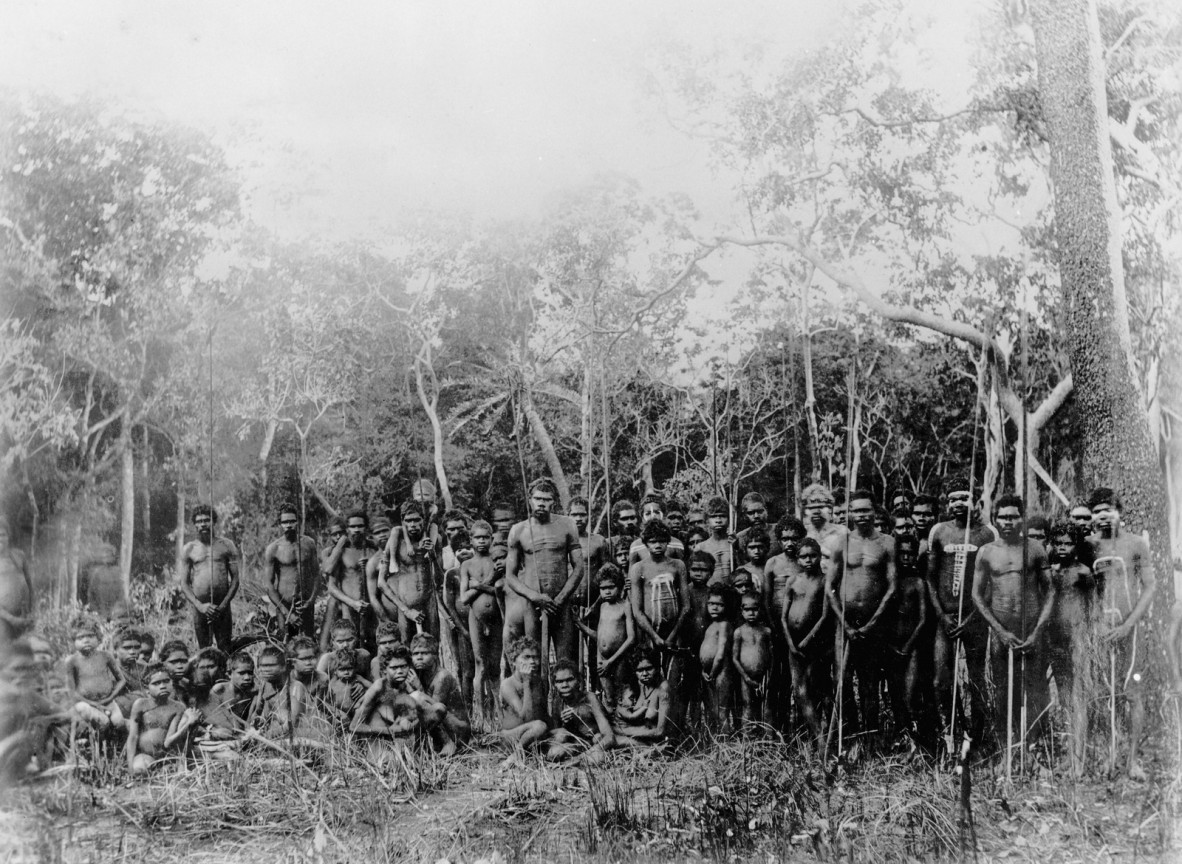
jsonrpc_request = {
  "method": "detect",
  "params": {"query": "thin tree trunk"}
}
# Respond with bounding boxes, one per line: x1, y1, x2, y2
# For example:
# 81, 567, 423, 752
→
1031, 0, 1173, 608
175, 481, 186, 578
140, 425, 151, 537
581, 347, 594, 499
523, 390, 571, 507
413, 351, 454, 510
120, 419, 135, 603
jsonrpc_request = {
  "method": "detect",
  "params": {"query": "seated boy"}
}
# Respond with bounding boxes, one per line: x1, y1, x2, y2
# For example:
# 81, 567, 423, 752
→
544, 660, 615, 763
63, 617, 127, 732
112, 628, 147, 717
351, 645, 439, 762
210, 651, 257, 726
159, 640, 193, 706
126, 663, 201, 774
249, 644, 306, 739
288, 636, 328, 704
410, 633, 471, 753
497, 636, 550, 759
325, 647, 367, 728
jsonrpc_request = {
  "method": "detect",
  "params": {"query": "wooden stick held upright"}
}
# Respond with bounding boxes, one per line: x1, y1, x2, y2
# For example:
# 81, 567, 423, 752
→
1019, 294, 1030, 773
835, 359, 856, 763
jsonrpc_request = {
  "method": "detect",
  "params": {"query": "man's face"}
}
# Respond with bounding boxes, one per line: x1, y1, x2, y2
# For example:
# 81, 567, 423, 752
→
1091, 502, 1120, 533
229, 662, 255, 694
995, 506, 1022, 540
293, 649, 318, 677
707, 512, 728, 533
833, 504, 847, 525
139, 643, 153, 664
515, 648, 540, 679
850, 497, 874, 531
645, 537, 668, 559
74, 632, 99, 655
667, 510, 685, 533
894, 516, 915, 536
599, 580, 621, 602
372, 526, 391, 547
445, 519, 466, 544
740, 598, 760, 623
746, 540, 768, 565
280, 512, 299, 541
347, 517, 367, 545
912, 504, 936, 534
803, 500, 829, 527
780, 530, 805, 559
689, 562, 711, 585
194, 513, 213, 540
1051, 534, 1076, 563
641, 502, 664, 524
1070, 507, 1094, 529
332, 632, 358, 652
874, 512, 891, 534
616, 508, 638, 536
471, 527, 492, 554
385, 657, 410, 687
492, 509, 515, 534
742, 501, 767, 526
164, 651, 190, 679
328, 525, 345, 546
1026, 527, 1046, 545
569, 504, 589, 534
411, 646, 435, 672
403, 512, 424, 539
554, 669, 578, 700
797, 546, 820, 573
530, 491, 555, 521
258, 655, 286, 685
146, 673, 173, 701
687, 511, 706, 532
947, 491, 971, 520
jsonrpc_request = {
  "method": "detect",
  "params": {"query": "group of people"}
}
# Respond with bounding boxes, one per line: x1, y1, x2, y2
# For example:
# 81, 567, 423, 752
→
0, 471, 1167, 779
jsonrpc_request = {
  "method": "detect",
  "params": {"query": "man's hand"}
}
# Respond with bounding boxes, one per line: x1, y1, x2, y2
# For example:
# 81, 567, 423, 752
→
418, 536, 436, 554
998, 629, 1023, 650
1102, 622, 1132, 644
404, 608, 423, 624
535, 595, 559, 617
560, 705, 576, 724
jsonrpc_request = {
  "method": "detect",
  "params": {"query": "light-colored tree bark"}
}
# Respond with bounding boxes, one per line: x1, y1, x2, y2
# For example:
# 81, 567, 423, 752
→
119, 419, 134, 604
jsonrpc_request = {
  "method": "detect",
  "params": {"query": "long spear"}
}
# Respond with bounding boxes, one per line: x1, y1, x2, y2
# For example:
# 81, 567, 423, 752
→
835, 357, 856, 763
1019, 289, 1030, 774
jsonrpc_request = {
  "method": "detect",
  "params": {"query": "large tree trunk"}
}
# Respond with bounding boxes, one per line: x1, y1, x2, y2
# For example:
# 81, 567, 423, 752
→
119, 420, 134, 604
1030, 0, 1173, 615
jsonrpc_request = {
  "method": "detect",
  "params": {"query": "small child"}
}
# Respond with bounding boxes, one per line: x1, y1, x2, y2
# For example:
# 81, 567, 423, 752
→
318, 619, 373, 685
731, 593, 773, 727
126, 663, 200, 774
112, 628, 147, 716
210, 650, 256, 725
288, 635, 328, 703
159, 640, 193, 706
629, 520, 688, 652
699, 586, 734, 732
63, 617, 127, 732
459, 520, 504, 726
575, 564, 635, 709
138, 632, 157, 665
1047, 521, 1097, 774
610, 537, 631, 573
677, 551, 716, 727
351, 645, 426, 747
325, 647, 367, 728
781, 538, 833, 759
250, 644, 306, 738
410, 632, 470, 754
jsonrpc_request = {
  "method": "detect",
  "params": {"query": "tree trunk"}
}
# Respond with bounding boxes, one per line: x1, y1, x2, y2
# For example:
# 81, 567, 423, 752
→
581, 346, 594, 499
175, 482, 186, 578
413, 352, 454, 510
1030, 0, 1173, 613
523, 389, 572, 507
139, 425, 151, 537
119, 420, 134, 603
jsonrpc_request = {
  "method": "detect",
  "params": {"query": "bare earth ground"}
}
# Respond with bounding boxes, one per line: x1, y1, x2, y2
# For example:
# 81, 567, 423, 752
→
1, 730, 1179, 864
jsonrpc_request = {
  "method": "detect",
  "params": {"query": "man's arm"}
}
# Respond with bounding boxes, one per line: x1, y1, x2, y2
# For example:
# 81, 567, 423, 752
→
856, 540, 898, 635
1023, 551, 1057, 650
924, 527, 950, 622
666, 563, 691, 644
264, 543, 290, 619
554, 520, 585, 607
503, 525, 539, 603
349, 678, 386, 732
900, 581, 931, 657
218, 543, 241, 612
824, 544, 855, 635
709, 623, 732, 679
780, 583, 798, 652
601, 604, 636, 674
1110, 535, 1158, 640
98, 654, 128, 705
178, 544, 208, 614
125, 703, 143, 768
441, 569, 468, 637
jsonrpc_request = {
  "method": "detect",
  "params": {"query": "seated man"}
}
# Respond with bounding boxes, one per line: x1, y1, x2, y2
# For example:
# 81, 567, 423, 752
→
544, 660, 615, 763
496, 636, 550, 761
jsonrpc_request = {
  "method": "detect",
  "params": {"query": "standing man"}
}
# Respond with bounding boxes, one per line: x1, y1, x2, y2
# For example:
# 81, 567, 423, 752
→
324, 509, 376, 649
610, 499, 640, 543
180, 505, 240, 651
1087, 487, 1156, 780
925, 477, 996, 748
803, 483, 846, 567
505, 478, 585, 665
911, 495, 939, 552
568, 496, 607, 605
972, 494, 1056, 754
263, 505, 320, 640
0, 522, 33, 643
827, 489, 898, 747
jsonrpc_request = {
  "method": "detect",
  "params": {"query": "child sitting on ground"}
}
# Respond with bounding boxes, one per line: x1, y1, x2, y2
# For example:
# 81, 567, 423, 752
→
63, 617, 127, 732
158, 640, 193, 706
288, 635, 328, 704
250, 644, 306, 739
410, 633, 471, 753
318, 619, 372, 685
324, 647, 367, 728
112, 628, 146, 717
612, 650, 670, 748
125, 663, 200, 774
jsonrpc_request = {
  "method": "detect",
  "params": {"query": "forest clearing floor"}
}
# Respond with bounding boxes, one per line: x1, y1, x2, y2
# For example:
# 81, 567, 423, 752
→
1, 730, 1179, 864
